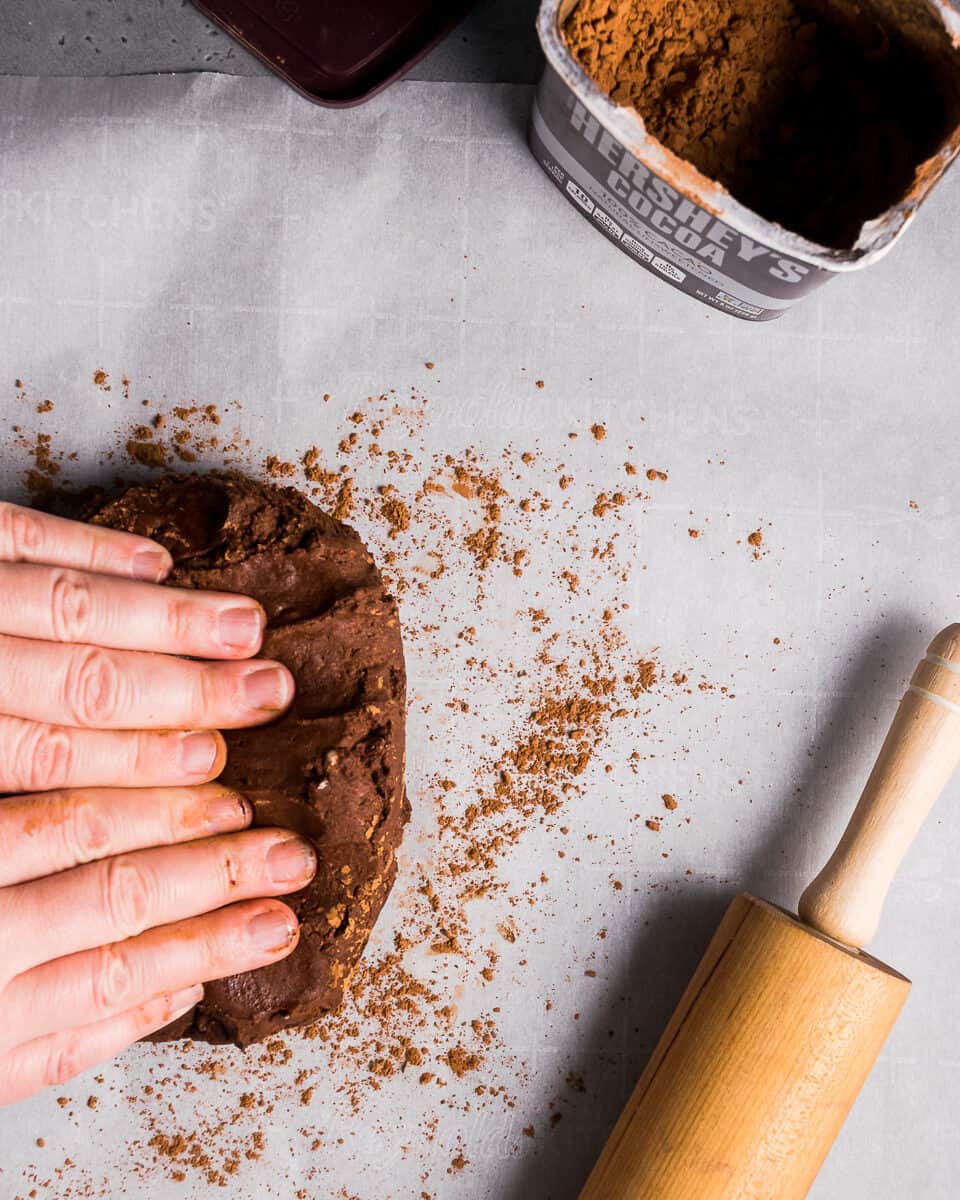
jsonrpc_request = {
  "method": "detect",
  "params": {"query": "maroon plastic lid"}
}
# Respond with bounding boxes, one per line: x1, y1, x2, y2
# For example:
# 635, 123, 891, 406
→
192, 0, 474, 107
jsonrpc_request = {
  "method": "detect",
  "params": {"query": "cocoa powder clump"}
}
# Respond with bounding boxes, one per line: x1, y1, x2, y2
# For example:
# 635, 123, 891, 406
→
126, 439, 168, 469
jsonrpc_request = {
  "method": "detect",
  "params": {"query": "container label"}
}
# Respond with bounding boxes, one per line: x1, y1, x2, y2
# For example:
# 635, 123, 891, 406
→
529, 67, 835, 321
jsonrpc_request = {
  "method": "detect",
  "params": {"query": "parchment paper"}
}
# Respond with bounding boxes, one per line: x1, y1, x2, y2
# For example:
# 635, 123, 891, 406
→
0, 73, 959, 1200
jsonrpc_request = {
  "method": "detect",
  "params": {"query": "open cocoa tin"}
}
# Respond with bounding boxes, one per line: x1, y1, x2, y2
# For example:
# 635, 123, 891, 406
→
530, 0, 960, 320
192, 0, 473, 107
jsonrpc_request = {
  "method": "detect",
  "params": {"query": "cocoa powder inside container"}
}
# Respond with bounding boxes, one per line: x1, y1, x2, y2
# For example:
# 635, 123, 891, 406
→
564, 0, 960, 248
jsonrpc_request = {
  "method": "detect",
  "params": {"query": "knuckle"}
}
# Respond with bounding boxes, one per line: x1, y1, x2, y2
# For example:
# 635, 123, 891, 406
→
165, 597, 196, 649
195, 665, 222, 722
14, 723, 72, 793
64, 647, 124, 728
91, 943, 138, 1015
0, 502, 44, 561
48, 569, 94, 642
101, 854, 153, 939
130, 730, 161, 782
65, 796, 112, 864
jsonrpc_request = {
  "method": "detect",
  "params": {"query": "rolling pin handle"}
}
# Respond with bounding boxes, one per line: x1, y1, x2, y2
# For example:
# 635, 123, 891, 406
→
799, 624, 960, 948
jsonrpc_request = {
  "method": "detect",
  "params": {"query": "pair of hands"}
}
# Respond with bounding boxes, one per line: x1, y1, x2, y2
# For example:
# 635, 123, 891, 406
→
0, 502, 315, 1105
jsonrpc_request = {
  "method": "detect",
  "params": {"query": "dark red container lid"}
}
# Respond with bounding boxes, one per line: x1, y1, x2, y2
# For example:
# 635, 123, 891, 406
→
192, 0, 474, 107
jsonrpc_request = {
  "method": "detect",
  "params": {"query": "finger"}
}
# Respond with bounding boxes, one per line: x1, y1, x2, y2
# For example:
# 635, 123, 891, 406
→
4, 900, 299, 1046
0, 784, 253, 887
0, 828, 316, 976
0, 501, 172, 582
0, 984, 204, 1106
0, 562, 266, 659
0, 717, 226, 794
0, 635, 294, 729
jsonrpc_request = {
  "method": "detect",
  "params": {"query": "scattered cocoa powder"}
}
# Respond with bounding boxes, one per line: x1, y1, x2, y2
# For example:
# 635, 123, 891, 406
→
635, 659, 658, 691
5, 379, 745, 1196
746, 528, 767, 560
593, 490, 626, 517
126, 440, 168, 469
446, 1047, 482, 1078
331, 475, 355, 521
380, 488, 411, 538
264, 454, 296, 478
33, 432, 59, 477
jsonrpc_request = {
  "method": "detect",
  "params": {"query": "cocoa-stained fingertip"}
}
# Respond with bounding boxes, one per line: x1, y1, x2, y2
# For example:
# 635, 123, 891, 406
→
248, 908, 299, 954
131, 545, 173, 583
205, 787, 254, 832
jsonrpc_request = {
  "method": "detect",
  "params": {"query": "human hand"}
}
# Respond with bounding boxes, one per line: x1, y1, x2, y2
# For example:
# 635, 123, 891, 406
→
0, 502, 315, 1104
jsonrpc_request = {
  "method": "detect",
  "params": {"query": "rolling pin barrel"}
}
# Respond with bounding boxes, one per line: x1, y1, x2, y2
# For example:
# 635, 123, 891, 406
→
580, 625, 960, 1200
579, 895, 908, 1200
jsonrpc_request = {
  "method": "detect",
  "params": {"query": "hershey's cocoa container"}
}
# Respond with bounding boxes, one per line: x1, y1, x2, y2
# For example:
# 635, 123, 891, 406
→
530, 0, 960, 321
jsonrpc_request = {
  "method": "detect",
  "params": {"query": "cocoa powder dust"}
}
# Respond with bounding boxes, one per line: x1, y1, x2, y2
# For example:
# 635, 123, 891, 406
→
8, 379, 752, 1197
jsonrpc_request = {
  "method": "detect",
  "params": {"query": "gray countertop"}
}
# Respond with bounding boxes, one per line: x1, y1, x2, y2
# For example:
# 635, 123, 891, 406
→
0, 0, 544, 81
1, 69, 959, 1200
3, 7, 960, 1199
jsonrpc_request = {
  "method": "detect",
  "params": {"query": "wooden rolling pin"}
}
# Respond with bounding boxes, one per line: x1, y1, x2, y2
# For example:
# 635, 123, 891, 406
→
580, 624, 960, 1200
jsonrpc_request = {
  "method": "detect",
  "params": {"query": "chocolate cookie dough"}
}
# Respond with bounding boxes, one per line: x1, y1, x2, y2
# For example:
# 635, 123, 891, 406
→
86, 474, 407, 1047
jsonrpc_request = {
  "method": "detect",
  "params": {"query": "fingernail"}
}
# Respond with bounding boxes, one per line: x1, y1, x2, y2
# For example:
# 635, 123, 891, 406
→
248, 909, 298, 954
205, 791, 252, 833
240, 666, 292, 712
177, 732, 220, 776
218, 605, 263, 651
131, 546, 171, 582
266, 836, 317, 885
